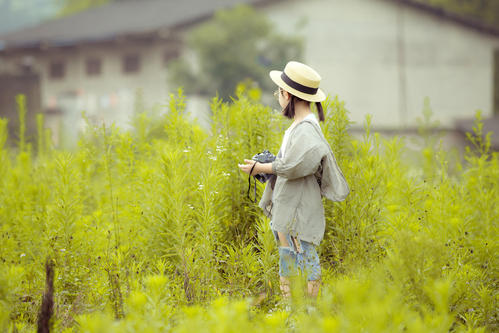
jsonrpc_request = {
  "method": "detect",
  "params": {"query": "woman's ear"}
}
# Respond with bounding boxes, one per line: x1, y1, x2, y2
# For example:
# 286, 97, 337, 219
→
282, 90, 290, 101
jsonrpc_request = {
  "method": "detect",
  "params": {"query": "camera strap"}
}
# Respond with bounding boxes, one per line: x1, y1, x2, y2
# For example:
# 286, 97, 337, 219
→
247, 162, 258, 203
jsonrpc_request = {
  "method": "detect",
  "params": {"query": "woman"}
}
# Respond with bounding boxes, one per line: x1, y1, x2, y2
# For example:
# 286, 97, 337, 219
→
239, 61, 349, 299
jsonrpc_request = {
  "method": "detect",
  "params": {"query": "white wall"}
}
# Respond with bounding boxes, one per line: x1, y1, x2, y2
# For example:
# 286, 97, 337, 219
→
36, 41, 172, 130
0, 35, 211, 145
263, 0, 499, 128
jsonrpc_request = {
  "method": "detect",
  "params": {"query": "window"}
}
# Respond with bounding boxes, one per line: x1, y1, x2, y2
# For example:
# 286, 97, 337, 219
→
162, 39, 182, 67
86, 57, 102, 76
163, 48, 180, 66
49, 61, 65, 79
494, 49, 499, 115
123, 53, 140, 73
17, 55, 34, 74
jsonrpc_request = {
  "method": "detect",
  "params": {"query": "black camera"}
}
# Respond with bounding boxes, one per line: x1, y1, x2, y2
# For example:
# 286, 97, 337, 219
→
251, 150, 276, 183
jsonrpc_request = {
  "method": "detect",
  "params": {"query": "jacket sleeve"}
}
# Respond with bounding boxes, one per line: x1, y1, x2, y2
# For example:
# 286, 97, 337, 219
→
272, 123, 324, 180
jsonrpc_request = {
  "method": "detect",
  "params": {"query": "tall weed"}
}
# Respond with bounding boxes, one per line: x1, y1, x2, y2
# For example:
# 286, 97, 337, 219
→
0, 91, 496, 332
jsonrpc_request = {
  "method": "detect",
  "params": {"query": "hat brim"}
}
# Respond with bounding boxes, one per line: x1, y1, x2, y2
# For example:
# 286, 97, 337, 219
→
269, 70, 326, 102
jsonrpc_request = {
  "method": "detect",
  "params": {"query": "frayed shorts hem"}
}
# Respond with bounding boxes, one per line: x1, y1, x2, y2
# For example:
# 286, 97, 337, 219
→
272, 229, 321, 281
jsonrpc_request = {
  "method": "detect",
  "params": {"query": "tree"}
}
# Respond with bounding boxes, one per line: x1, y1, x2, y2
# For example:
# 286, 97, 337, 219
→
56, 0, 110, 16
55, 0, 151, 17
410, 0, 499, 29
168, 5, 304, 100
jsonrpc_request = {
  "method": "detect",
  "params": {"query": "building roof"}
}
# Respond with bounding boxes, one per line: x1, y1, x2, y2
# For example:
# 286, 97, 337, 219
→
0, 0, 498, 53
0, 0, 268, 51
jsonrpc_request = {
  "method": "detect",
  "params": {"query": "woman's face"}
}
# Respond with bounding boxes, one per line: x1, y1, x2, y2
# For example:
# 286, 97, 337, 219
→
275, 87, 289, 109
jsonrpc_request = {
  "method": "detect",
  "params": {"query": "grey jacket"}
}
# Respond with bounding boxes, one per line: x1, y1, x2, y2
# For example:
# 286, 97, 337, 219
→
258, 119, 349, 245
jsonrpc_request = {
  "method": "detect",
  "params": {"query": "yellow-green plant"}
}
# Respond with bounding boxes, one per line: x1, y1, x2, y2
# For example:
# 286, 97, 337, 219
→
0, 90, 496, 332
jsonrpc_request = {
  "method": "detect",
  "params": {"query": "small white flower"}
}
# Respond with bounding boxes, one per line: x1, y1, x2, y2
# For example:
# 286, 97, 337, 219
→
216, 145, 226, 152
20, 253, 26, 258
60, 248, 66, 252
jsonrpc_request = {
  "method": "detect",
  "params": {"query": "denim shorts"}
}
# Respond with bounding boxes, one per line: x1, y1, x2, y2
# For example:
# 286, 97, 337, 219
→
271, 224, 321, 281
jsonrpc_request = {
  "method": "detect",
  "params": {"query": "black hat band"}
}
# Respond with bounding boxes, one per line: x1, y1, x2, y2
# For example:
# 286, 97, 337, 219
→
281, 72, 318, 95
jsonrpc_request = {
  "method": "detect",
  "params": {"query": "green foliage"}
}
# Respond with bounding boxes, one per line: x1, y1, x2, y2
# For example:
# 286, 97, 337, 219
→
0, 91, 497, 332
411, 0, 499, 30
56, 0, 111, 17
168, 5, 304, 100
56, 0, 145, 17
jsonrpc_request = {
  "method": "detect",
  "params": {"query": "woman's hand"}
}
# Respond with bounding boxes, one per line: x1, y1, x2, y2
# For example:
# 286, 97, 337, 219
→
238, 159, 258, 176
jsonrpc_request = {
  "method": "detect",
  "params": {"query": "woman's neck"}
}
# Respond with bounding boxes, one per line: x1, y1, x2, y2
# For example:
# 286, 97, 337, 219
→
293, 102, 312, 123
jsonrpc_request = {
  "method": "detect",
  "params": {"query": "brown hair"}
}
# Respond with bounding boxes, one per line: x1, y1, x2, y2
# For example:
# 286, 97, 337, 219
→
282, 92, 325, 122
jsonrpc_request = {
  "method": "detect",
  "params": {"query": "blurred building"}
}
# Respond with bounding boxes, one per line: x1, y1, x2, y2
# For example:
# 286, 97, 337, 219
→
0, 0, 498, 148
0, 0, 258, 146
264, 0, 499, 150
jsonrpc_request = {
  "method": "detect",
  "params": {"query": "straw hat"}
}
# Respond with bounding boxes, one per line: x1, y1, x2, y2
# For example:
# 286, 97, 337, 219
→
269, 61, 326, 102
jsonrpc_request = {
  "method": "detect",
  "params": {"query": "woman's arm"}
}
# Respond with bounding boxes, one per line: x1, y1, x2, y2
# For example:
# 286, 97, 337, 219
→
272, 123, 323, 180
238, 160, 274, 176
239, 124, 322, 178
